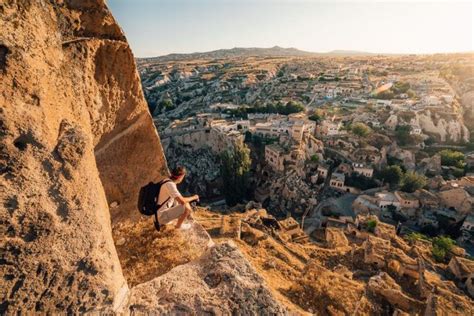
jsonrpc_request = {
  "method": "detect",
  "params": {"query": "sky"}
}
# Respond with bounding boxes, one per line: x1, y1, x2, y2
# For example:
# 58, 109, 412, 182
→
107, 0, 473, 57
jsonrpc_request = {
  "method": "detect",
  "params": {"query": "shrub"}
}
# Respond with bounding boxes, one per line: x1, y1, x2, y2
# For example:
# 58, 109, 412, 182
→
406, 232, 430, 243
439, 149, 465, 167
379, 165, 403, 188
352, 122, 371, 137
431, 236, 455, 263
367, 220, 377, 233
400, 172, 427, 193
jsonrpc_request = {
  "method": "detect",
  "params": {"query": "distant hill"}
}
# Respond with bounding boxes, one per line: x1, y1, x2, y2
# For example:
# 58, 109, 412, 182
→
137, 46, 378, 62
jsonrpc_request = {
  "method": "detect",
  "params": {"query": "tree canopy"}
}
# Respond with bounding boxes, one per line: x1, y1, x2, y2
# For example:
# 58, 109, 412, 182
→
400, 171, 427, 193
431, 236, 456, 263
351, 122, 371, 137
439, 149, 465, 168
220, 144, 252, 206
379, 165, 403, 188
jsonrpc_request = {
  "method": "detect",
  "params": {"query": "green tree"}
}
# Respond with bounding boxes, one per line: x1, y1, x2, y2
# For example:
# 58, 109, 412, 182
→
352, 122, 371, 137
439, 149, 465, 168
367, 220, 377, 233
220, 144, 252, 206
310, 155, 319, 163
395, 125, 415, 146
283, 101, 305, 114
400, 172, 427, 193
431, 236, 455, 263
160, 98, 174, 112
379, 165, 403, 188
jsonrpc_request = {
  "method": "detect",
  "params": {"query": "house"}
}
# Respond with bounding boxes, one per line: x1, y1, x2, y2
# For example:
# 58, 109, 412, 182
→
330, 172, 345, 189
375, 192, 401, 210
352, 146, 382, 164
460, 215, 474, 244
265, 144, 286, 172
410, 125, 422, 135
448, 257, 474, 297
317, 163, 330, 179
461, 215, 474, 233
352, 163, 374, 178
394, 191, 420, 209
290, 121, 305, 143
337, 163, 352, 175
318, 119, 342, 137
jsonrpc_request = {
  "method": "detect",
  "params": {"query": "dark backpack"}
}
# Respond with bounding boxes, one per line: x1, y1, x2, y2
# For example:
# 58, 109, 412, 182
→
137, 179, 172, 231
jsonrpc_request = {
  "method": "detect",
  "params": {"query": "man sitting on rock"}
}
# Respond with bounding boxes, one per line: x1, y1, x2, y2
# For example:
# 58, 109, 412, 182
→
157, 166, 199, 230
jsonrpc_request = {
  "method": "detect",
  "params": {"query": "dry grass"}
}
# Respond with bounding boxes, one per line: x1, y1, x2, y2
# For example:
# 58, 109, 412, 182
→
113, 217, 210, 287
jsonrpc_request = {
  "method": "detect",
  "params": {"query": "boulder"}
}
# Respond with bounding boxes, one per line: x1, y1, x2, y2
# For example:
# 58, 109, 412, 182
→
128, 242, 287, 314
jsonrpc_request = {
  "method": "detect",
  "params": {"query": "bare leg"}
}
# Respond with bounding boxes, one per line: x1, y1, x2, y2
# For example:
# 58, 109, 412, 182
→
175, 203, 192, 229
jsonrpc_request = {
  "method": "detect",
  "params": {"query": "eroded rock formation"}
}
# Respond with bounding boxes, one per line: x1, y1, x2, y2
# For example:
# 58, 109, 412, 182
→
1, 0, 166, 312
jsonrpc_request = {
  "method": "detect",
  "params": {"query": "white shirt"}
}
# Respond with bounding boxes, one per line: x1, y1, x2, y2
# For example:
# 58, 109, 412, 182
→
157, 181, 183, 212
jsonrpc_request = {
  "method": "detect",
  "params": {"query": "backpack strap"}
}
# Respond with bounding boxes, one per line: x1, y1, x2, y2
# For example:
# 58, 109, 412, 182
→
153, 179, 173, 231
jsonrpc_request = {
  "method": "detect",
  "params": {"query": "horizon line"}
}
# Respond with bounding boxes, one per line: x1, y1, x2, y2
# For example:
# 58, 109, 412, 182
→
134, 45, 474, 59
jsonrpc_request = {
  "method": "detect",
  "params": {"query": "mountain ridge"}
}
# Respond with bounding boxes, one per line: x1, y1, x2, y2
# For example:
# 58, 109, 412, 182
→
137, 46, 380, 62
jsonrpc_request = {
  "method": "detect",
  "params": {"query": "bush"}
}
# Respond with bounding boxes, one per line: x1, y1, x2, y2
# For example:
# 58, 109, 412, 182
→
400, 172, 426, 193
395, 125, 420, 146
309, 113, 322, 122
352, 122, 371, 137
367, 220, 377, 233
406, 232, 430, 243
379, 165, 403, 188
439, 149, 465, 168
310, 155, 319, 163
431, 236, 455, 263
432, 246, 447, 263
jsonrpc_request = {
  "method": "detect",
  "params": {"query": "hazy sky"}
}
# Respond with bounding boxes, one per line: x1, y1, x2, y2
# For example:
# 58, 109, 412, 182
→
107, 0, 473, 57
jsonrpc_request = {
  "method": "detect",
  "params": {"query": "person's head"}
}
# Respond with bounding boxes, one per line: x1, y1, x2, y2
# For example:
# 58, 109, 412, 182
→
170, 166, 186, 183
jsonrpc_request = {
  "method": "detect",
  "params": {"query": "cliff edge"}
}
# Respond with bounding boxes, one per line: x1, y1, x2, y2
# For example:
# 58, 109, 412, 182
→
1, 0, 167, 312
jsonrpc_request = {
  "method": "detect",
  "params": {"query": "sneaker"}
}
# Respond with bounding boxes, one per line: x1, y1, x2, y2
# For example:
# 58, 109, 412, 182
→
179, 222, 192, 230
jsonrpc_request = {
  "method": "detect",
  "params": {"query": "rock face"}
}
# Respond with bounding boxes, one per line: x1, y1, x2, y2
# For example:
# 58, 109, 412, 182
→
128, 242, 287, 315
1, 0, 167, 313
415, 110, 469, 143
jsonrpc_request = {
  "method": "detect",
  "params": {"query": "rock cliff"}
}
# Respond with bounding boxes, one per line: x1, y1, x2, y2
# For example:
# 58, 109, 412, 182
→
1, 0, 167, 312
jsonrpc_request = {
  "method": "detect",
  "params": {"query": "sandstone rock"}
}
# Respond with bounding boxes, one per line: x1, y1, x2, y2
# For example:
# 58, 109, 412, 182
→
128, 242, 287, 315
325, 227, 349, 249
1, 0, 166, 312
368, 272, 423, 313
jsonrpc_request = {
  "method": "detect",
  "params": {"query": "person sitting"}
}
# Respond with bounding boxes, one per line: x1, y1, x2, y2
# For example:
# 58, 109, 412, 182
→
157, 166, 199, 229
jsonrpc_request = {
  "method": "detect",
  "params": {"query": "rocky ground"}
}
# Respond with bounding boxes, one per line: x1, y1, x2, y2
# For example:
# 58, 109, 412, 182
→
192, 206, 474, 315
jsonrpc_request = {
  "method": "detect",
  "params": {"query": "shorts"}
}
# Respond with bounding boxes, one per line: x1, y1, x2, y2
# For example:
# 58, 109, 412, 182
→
157, 204, 186, 225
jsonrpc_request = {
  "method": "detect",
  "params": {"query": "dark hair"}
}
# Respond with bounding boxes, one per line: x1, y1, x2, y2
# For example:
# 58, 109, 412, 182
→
170, 166, 186, 180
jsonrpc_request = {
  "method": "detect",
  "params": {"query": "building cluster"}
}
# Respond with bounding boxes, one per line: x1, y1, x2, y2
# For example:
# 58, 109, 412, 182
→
141, 52, 474, 260
352, 176, 474, 243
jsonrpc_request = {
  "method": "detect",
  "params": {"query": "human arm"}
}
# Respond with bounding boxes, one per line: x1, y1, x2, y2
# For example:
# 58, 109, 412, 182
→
175, 194, 199, 205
